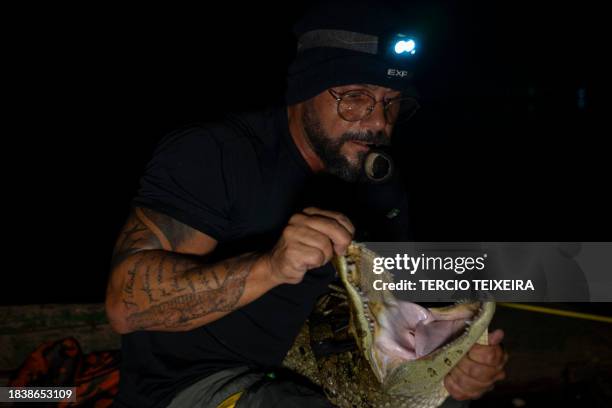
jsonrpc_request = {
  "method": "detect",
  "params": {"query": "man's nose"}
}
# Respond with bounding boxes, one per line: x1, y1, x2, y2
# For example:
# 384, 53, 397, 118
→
361, 103, 390, 135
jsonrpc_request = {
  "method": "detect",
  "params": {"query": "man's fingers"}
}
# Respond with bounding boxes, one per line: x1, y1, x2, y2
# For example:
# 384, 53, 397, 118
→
455, 355, 501, 385
468, 343, 506, 367
291, 225, 334, 264
500, 349, 509, 369
289, 242, 327, 271
302, 207, 355, 235
488, 329, 504, 346
445, 367, 489, 400
442, 330, 508, 401
494, 369, 507, 382
291, 212, 352, 255
444, 373, 472, 401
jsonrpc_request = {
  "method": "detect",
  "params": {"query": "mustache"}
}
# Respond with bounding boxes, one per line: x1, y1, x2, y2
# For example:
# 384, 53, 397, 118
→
339, 131, 390, 147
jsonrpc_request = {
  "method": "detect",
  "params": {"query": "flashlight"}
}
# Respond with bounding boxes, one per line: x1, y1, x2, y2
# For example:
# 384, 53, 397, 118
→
364, 147, 394, 183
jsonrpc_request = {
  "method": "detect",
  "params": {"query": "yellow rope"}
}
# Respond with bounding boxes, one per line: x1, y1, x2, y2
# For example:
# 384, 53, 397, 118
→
498, 302, 612, 324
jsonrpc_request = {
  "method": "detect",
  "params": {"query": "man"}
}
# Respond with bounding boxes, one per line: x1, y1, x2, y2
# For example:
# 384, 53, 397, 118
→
106, 2, 507, 407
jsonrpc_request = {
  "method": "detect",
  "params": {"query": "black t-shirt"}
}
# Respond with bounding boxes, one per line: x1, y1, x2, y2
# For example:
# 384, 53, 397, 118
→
115, 106, 339, 408
114, 106, 412, 408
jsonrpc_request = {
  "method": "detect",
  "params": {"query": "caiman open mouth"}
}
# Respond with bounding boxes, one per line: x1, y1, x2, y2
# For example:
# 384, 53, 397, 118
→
377, 301, 472, 360
369, 299, 482, 380
281, 243, 496, 407
336, 243, 493, 389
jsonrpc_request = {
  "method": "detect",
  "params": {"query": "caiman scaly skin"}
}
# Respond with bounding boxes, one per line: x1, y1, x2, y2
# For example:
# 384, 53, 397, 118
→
283, 242, 495, 408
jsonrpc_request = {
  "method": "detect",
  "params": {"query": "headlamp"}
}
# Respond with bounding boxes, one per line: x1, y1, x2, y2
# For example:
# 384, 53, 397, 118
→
390, 34, 417, 56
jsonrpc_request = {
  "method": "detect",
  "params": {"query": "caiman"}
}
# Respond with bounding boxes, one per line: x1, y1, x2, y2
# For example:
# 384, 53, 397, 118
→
283, 242, 495, 408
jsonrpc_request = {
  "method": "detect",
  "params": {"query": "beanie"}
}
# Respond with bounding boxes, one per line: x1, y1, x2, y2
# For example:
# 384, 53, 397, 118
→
286, 1, 420, 105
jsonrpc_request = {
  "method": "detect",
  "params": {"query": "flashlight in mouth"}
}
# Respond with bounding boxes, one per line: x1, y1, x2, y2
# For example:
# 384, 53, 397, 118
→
364, 147, 394, 183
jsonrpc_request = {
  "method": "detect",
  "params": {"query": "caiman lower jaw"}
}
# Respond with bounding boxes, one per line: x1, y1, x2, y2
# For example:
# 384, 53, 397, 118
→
370, 300, 481, 381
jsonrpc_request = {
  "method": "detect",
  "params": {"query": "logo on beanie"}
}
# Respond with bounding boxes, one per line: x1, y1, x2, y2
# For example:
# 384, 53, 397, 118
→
387, 68, 411, 79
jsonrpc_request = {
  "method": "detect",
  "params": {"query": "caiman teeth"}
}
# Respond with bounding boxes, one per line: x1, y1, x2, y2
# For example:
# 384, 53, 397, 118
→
334, 323, 349, 333
465, 320, 473, 326
329, 284, 345, 293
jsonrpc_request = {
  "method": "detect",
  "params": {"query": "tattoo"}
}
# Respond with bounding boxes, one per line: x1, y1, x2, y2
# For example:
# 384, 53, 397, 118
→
211, 268, 222, 287
111, 205, 239, 331
123, 254, 144, 298
123, 299, 138, 310
156, 253, 166, 285
141, 264, 156, 303
112, 214, 157, 268
170, 259, 188, 293
155, 253, 174, 298
138, 207, 195, 251
111, 206, 197, 267
185, 273, 196, 293
197, 269, 217, 290
125, 253, 257, 330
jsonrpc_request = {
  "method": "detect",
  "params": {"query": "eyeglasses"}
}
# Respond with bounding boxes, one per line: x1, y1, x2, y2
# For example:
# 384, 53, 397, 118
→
328, 88, 420, 124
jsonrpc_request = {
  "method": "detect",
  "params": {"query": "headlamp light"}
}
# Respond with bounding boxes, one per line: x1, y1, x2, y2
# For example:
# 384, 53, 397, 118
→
390, 34, 417, 56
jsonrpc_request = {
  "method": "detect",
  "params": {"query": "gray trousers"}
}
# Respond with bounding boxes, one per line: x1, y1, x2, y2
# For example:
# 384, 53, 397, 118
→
166, 366, 469, 408
166, 366, 333, 408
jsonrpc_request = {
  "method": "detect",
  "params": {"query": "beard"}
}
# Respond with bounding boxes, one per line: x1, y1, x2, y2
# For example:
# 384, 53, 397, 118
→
302, 102, 390, 182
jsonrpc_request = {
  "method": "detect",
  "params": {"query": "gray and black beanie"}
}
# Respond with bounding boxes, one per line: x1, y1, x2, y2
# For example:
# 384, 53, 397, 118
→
286, 0, 420, 105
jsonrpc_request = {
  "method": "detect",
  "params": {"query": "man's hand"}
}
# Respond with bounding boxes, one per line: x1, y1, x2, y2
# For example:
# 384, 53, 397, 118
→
444, 329, 508, 400
267, 207, 355, 285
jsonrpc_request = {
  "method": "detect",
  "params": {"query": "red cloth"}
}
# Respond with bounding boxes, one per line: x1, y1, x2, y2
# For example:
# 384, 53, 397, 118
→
8, 337, 120, 407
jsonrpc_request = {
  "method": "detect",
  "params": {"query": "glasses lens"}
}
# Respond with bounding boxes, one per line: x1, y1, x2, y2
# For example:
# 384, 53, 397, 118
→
338, 92, 375, 121
386, 97, 420, 123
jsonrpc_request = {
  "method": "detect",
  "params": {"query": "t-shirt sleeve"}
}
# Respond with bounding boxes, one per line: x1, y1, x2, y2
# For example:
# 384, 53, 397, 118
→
132, 127, 232, 241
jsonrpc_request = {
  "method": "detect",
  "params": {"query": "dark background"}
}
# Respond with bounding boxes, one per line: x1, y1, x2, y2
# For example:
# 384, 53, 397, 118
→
6, 0, 608, 305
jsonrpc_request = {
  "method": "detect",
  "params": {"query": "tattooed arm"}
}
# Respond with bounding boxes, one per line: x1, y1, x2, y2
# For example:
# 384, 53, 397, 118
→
105, 207, 275, 334
105, 206, 354, 334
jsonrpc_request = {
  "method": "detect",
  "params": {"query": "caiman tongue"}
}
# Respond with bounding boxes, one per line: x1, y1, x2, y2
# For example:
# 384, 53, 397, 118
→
375, 301, 474, 361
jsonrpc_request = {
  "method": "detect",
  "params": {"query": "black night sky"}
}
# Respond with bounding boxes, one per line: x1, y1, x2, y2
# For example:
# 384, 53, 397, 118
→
7, 0, 607, 305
